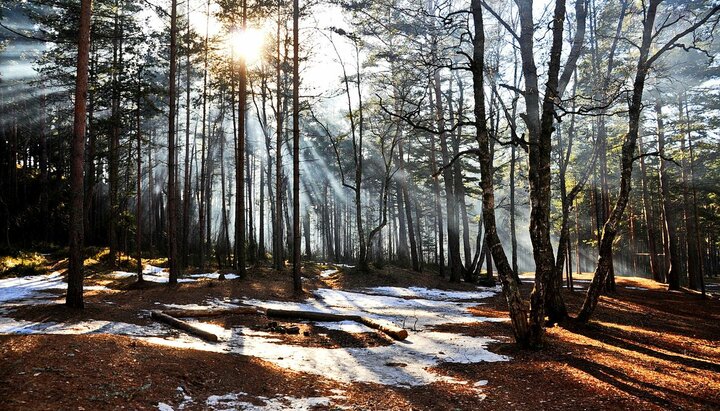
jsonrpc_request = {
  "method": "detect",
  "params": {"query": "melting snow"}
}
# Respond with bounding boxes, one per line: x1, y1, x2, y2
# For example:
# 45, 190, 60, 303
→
144, 287, 509, 387
158, 387, 343, 410
319, 269, 338, 278
109, 267, 240, 283
0, 271, 109, 305
361, 286, 499, 301
205, 392, 335, 410
0, 271, 508, 389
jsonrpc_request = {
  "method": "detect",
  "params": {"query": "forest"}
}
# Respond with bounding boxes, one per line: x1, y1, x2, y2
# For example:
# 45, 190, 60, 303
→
0, 0, 719, 409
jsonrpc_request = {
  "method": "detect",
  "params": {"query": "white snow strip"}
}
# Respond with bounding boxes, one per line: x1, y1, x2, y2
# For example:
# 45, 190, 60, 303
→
206, 392, 340, 411
361, 286, 499, 301
0, 316, 168, 337
189, 273, 240, 280
0, 271, 109, 304
319, 269, 338, 278
109, 271, 196, 284
157, 403, 174, 411
315, 320, 375, 333
108, 270, 239, 283
624, 286, 648, 291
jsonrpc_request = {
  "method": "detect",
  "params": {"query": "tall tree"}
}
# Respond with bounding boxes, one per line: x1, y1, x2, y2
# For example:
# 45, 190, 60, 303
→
167, 0, 180, 284
67, 0, 93, 308
235, 0, 248, 277
291, 0, 302, 292
578, 0, 720, 321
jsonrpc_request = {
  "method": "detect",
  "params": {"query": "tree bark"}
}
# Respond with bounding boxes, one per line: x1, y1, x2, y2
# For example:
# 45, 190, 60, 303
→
235, 0, 248, 277
578, 0, 661, 322
656, 97, 681, 289
67, 0, 93, 308
472, 0, 530, 346
292, 0, 302, 292
167, 0, 180, 284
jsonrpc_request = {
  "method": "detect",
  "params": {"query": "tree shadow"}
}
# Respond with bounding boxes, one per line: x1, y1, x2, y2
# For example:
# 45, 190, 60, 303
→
569, 355, 718, 409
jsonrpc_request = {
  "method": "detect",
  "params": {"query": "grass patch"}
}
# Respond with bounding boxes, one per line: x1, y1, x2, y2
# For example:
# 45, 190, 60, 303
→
0, 251, 49, 278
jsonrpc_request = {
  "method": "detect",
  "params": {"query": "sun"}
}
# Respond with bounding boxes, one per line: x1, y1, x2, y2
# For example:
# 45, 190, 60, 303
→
228, 28, 265, 64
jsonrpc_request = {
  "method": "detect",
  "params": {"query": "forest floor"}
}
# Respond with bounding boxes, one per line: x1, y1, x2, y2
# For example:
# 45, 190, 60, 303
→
0, 253, 718, 410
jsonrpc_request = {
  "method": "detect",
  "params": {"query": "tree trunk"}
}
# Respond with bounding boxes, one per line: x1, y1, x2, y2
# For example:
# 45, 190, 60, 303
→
517, 0, 566, 346
182, 0, 193, 268
274, 6, 284, 271
108, 1, 123, 267
656, 98, 681, 289
136, 88, 144, 282
67, 0, 93, 308
679, 94, 701, 291
472, 0, 530, 346
167, 0, 180, 284
432, 74, 460, 282
638, 128, 662, 282
578, 0, 666, 322
198, 0, 210, 270
234, 0, 248, 276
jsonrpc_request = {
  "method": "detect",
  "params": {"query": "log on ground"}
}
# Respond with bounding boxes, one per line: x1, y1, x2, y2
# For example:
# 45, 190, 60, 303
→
161, 306, 262, 318
150, 310, 219, 342
266, 308, 408, 340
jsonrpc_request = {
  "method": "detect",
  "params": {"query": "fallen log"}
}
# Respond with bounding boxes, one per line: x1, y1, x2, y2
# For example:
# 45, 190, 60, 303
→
356, 316, 409, 341
266, 308, 348, 322
266, 308, 408, 341
161, 306, 262, 318
150, 310, 219, 342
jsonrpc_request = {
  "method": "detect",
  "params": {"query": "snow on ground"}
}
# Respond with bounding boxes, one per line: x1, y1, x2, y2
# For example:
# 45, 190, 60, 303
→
0, 315, 168, 337
189, 273, 240, 280
108, 266, 239, 283
319, 269, 338, 278
243, 288, 506, 331
0, 271, 109, 305
147, 287, 509, 387
158, 386, 345, 411
361, 286, 499, 301
205, 392, 338, 410
0, 270, 509, 392
624, 286, 648, 291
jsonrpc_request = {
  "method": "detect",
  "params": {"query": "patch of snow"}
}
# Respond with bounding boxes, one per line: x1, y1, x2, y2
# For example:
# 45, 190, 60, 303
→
161, 301, 237, 311
316, 320, 374, 333
108, 271, 135, 279
0, 272, 109, 304
0, 279, 508, 389
0, 316, 168, 337
362, 286, 499, 301
189, 273, 240, 280
319, 269, 338, 278
318, 263, 355, 269
110, 270, 193, 284
157, 403, 174, 411
144, 288, 509, 387
109, 270, 239, 283
624, 286, 648, 291
205, 392, 336, 410
145, 265, 165, 273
